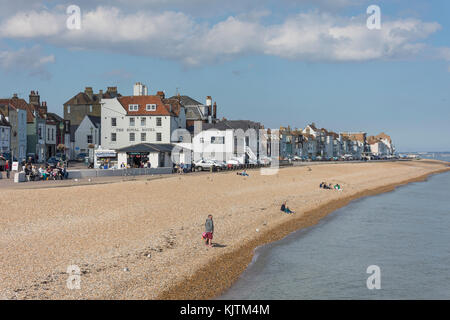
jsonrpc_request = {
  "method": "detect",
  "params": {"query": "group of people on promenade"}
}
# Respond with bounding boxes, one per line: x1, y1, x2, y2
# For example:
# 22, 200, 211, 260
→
320, 182, 343, 191
120, 161, 152, 169
1, 158, 68, 181
24, 158, 68, 181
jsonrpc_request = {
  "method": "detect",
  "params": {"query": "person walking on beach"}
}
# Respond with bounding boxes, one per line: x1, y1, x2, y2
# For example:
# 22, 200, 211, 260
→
5, 160, 10, 179
204, 215, 214, 247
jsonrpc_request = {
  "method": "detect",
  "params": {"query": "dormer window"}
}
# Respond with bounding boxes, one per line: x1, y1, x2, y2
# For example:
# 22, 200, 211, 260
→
129, 104, 139, 111
146, 104, 156, 111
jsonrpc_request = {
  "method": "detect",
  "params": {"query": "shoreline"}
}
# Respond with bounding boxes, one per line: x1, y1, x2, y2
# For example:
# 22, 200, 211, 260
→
157, 163, 450, 300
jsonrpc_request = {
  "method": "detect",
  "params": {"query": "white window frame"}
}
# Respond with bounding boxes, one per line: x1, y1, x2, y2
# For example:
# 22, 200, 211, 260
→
128, 104, 139, 112
129, 117, 135, 127
146, 104, 157, 111
129, 132, 135, 142
141, 117, 146, 126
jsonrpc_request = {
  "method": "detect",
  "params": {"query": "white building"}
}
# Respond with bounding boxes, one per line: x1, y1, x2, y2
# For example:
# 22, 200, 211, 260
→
101, 89, 185, 151
74, 115, 101, 156
191, 120, 262, 163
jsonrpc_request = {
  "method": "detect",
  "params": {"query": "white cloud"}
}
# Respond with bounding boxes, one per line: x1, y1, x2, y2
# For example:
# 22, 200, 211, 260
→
0, 46, 55, 79
0, 6, 443, 66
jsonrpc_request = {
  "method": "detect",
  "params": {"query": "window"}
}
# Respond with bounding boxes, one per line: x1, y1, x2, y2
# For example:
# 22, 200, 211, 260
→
200, 137, 204, 143
67, 106, 70, 114
156, 117, 162, 126
111, 133, 116, 142
87, 135, 93, 144
146, 104, 157, 111
47, 129, 50, 140
211, 136, 225, 144
89, 105, 92, 113
156, 132, 162, 142
129, 117, 135, 126
111, 118, 117, 127
141, 117, 146, 126
129, 133, 135, 142
52, 128, 54, 141
128, 104, 139, 111
141, 133, 146, 141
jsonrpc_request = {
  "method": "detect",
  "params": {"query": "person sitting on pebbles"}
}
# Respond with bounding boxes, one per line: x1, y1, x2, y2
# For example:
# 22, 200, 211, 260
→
237, 170, 249, 177
280, 201, 294, 214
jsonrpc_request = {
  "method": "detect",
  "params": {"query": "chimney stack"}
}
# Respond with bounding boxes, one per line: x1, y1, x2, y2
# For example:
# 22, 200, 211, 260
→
206, 96, 212, 116
133, 82, 148, 96
29, 90, 40, 106
213, 102, 217, 119
40, 101, 48, 114
84, 87, 94, 100
107, 87, 118, 97
156, 91, 165, 99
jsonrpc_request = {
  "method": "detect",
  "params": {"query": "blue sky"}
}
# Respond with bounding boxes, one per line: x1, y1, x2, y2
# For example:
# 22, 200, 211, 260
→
0, 0, 449, 151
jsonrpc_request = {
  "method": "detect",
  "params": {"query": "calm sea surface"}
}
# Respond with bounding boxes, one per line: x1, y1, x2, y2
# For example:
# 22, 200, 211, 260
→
220, 168, 450, 300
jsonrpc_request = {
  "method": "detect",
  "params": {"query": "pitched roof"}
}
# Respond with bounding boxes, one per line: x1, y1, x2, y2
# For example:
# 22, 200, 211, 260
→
202, 119, 262, 131
46, 112, 63, 122
116, 143, 175, 153
0, 97, 35, 123
64, 90, 121, 106
117, 95, 182, 117
169, 95, 203, 106
87, 115, 101, 128
375, 132, 392, 144
341, 132, 367, 143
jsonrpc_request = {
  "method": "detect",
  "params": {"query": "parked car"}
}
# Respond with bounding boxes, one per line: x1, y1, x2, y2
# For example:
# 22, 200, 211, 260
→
211, 160, 227, 170
1, 152, 17, 162
46, 157, 60, 167
194, 159, 221, 171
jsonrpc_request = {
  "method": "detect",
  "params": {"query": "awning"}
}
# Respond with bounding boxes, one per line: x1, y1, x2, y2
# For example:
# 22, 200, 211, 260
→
96, 152, 117, 157
116, 143, 175, 154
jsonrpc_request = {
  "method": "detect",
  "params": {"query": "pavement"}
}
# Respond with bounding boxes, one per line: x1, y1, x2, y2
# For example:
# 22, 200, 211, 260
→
0, 159, 412, 190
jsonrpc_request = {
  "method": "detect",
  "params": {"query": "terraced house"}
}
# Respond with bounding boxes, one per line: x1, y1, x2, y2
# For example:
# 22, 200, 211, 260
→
0, 98, 27, 161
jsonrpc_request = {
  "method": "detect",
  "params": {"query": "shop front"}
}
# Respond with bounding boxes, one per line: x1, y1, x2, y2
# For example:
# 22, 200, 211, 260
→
116, 143, 174, 169
94, 149, 117, 169
127, 152, 150, 168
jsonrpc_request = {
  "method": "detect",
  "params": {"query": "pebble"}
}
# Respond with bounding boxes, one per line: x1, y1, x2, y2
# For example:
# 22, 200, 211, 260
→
123, 268, 129, 272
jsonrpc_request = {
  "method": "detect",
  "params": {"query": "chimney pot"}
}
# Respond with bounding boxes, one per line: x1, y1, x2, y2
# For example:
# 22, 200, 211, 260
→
156, 91, 165, 99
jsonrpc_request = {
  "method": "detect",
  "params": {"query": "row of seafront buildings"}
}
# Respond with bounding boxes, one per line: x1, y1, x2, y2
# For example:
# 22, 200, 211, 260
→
278, 124, 395, 160
0, 82, 395, 169
0, 92, 63, 162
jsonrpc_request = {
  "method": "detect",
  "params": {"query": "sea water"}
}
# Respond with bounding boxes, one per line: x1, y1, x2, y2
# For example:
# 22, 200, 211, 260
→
219, 169, 450, 299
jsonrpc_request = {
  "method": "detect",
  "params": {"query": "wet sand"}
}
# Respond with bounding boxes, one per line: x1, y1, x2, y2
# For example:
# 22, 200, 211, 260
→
0, 160, 448, 300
